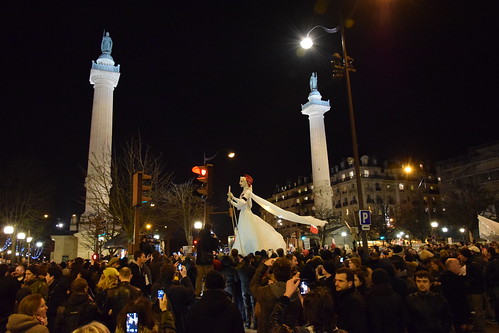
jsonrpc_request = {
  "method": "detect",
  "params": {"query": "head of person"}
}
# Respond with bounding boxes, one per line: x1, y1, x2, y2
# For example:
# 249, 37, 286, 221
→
371, 268, 390, 286
414, 270, 431, 293
107, 257, 120, 268
276, 248, 284, 257
117, 297, 155, 332
205, 270, 226, 290
302, 287, 335, 331
348, 257, 361, 270
353, 269, 366, 289
391, 245, 403, 257
272, 257, 292, 282
119, 267, 133, 282
159, 263, 176, 282
134, 250, 146, 266
230, 248, 239, 258
239, 174, 253, 188
46, 265, 63, 285
458, 248, 472, 263
97, 269, 119, 291
36, 264, 48, 278
335, 267, 354, 292
17, 293, 47, 318
445, 258, 462, 275
14, 264, 26, 278
71, 277, 89, 294
285, 253, 299, 268
72, 321, 110, 333
25, 265, 38, 283
0, 263, 9, 277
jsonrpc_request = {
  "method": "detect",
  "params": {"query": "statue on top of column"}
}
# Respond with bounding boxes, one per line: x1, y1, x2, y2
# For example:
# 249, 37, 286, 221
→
309, 72, 318, 91
101, 31, 113, 55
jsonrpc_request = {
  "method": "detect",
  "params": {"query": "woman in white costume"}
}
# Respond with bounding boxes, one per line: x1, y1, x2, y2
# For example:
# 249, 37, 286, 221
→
228, 174, 287, 255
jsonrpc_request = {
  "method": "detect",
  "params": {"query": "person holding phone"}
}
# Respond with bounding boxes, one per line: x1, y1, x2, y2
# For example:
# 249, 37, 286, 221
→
115, 295, 175, 333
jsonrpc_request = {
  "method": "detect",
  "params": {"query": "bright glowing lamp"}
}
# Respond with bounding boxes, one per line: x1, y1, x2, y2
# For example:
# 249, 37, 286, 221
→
300, 37, 313, 49
227, 152, 235, 158
341, 232, 347, 237
430, 221, 438, 228
17, 232, 26, 240
27, 237, 33, 243
3, 226, 14, 235
194, 221, 203, 230
403, 165, 413, 173
459, 228, 465, 233
36, 241, 43, 247
442, 227, 448, 233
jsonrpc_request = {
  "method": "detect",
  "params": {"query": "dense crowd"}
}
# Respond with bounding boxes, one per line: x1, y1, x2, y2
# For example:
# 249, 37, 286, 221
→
0, 224, 498, 333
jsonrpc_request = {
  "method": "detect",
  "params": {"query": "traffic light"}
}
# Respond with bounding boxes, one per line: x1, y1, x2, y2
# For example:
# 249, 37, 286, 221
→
92, 253, 99, 261
132, 171, 153, 207
192, 164, 212, 200
331, 53, 344, 80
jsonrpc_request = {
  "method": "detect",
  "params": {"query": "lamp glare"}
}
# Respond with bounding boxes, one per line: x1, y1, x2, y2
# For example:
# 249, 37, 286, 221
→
300, 37, 313, 49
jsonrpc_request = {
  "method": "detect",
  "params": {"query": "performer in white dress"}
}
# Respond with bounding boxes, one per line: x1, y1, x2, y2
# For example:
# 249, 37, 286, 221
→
228, 174, 286, 255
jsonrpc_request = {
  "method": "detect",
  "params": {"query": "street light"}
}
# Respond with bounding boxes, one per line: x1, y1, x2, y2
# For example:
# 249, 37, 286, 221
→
194, 221, 203, 230
36, 241, 43, 248
430, 221, 439, 228
17, 232, 26, 240
442, 227, 448, 233
301, 20, 367, 250
3, 226, 14, 235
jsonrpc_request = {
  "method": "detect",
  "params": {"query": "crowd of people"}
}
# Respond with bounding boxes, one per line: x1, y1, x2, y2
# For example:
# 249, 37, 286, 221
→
0, 224, 498, 333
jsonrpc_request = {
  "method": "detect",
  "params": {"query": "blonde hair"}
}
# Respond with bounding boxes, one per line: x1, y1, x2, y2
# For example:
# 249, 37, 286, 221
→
96, 274, 118, 291
72, 321, 110, 333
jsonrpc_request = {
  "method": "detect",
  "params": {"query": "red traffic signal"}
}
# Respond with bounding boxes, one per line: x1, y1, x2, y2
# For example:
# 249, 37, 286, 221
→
92, 253, 99, 261
193, 239, 198, 245
192, 166, 208, 182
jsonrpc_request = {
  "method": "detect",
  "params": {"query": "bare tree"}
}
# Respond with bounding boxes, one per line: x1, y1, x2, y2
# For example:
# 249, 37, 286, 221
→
81, 137, 172, 253
159, 180, 204, 245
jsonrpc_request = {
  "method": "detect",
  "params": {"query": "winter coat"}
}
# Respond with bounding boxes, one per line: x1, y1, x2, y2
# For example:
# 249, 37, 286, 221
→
335, 287, 368, 333
270, 295, 340, 333
0, 275, 21, 329
47, 277, 69, 318
23, 279, 48, 302
250, 263, 303, 333
185, 289, 244, 333
365, 283, 408, 333
464, 257, 486, 294
5, 314, 48, 333
237, 263, 256, 294
440, 270, 470, 326
406, 291, 452, 333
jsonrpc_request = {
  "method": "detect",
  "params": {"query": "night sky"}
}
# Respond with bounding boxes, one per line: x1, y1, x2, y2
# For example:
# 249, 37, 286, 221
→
1, 1, 497, 221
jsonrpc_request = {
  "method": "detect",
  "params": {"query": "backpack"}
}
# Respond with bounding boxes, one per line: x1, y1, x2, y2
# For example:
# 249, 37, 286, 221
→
58, 301, 90, 333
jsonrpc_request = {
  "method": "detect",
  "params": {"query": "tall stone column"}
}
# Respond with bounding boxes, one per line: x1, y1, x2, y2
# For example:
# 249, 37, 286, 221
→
301, 73, 333, 210
84, 32, 120, 216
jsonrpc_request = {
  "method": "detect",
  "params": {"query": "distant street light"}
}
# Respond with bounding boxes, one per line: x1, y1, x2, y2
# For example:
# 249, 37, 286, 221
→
43, 214, 49, 219
3, 226, 14, 235
17, 232, 26, 240
194, 221, 203, 230
36, 242, 43, 247
430, 221, 439, 228
153, 234, 160, 240
26, 237, 33, 243
442, 227, 448, 233
459, 228, 465, 233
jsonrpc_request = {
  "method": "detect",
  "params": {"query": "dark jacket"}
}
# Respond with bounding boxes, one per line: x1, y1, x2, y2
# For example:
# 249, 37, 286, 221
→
186, 289, 244, 333
54, 293, 100, 333
406, 291, 452, 333
151, 277, 195, 333
366, 283, 408, 333
464, 257, 485, 294
129, 261, 147, 294
195, 230, 218, 265
335, 287, 368, 333
250, 263, 303, 333
46, 277, 68, 332
440, 270, 470, 326
149, 258, 164, 284
104, 281, 141, 330
237, 263, 256, 294
0, 275, 20, 330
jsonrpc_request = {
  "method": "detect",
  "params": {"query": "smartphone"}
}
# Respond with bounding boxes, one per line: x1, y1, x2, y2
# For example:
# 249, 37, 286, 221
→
299, 280, 309, 295
126, 312, 138, 333
157, 289, 164, 299
178, 263, 183, 271
339, 257, 344, 263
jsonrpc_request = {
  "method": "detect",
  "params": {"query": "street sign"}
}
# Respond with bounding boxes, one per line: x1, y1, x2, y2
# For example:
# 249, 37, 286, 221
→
359, 210, 371, 225
362, 225, 371, 231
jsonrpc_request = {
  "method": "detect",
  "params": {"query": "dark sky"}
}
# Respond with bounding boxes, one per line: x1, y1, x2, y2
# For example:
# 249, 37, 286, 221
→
1, 1, 498, 220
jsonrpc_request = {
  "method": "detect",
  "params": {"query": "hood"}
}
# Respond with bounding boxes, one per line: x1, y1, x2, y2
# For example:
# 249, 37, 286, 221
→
197, 290, 231, 315
6, 314, 41, 333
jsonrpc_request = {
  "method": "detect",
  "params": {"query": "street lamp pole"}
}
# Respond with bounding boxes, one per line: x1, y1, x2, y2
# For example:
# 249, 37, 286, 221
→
301, 23, 368, 250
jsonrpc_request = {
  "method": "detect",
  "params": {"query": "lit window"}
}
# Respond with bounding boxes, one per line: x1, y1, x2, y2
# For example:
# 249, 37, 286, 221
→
298, 189, 301, 193
430, 186, 434, 190
304, 197, 308, 201
296, 199, 300, 203
310, 185, 314, 190
387, 185, 390, 189
399, 183, 404, 191
341, 174, 346, 180
281, 195, 285, 199
346, 209, 349, 215
437, 177, 441, 182
349, 171, 354, 178
364, 170, 369, 177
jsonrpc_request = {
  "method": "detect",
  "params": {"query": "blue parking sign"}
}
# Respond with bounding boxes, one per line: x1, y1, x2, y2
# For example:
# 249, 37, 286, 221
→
359, 210, 371, 225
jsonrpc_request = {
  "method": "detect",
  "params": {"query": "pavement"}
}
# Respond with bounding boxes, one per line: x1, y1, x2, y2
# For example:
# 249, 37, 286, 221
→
244, 329, 257, 333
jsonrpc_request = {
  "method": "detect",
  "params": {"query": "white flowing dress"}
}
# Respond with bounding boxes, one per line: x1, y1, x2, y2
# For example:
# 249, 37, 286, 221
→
231, 187, 287, 255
